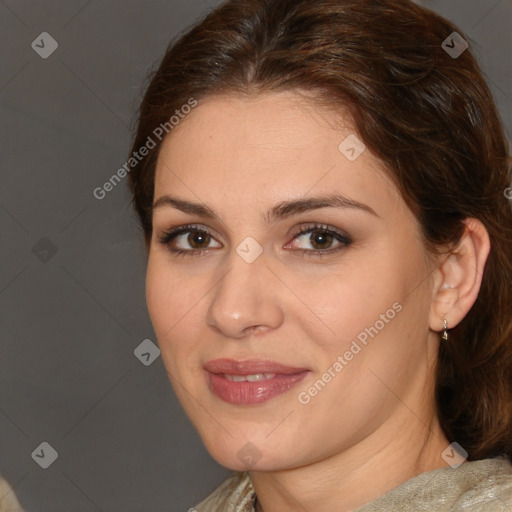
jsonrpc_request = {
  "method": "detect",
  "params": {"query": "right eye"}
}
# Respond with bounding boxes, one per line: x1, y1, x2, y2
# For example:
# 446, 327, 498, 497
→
157, 224, 222, 256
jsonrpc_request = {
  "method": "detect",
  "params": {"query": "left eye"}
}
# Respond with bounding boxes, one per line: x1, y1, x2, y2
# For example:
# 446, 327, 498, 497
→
286, 225, 351, 253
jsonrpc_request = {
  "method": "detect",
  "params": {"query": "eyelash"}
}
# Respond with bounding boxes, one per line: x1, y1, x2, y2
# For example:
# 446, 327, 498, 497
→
157, 223, 352, 259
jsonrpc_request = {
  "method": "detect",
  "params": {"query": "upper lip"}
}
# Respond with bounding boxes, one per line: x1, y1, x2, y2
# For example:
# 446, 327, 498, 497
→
204, 358, 309, 375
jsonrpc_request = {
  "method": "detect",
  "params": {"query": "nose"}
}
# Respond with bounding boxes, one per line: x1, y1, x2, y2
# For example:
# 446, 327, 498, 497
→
205, 250, 284, 339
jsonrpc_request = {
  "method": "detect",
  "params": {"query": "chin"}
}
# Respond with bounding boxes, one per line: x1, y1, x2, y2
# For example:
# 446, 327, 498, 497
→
208, 448, 291, 472
197, 426, 297, 472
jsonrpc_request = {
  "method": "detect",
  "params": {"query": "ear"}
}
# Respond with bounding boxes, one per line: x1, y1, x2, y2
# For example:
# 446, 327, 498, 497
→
429, 217, 490, 333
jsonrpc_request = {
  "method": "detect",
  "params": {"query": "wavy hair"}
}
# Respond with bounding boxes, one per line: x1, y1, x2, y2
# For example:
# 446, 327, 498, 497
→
127, 0, 512, 462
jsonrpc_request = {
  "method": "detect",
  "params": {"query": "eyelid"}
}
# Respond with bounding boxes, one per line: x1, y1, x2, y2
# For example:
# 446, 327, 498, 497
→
287, 222, 351, 241
157, 223, 220, 248
157, 222, 352, 256
284, 223, 352, 253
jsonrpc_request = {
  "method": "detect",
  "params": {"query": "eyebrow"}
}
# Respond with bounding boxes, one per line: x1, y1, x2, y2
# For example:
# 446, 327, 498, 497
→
152, 193, 379, 224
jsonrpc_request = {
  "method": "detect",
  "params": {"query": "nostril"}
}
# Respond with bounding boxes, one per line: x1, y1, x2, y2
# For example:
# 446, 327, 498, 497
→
246, 325, 264, 336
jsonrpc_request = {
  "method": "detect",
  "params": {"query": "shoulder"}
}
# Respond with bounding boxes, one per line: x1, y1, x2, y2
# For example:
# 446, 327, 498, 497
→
451, 456, 512, 511
192, 471, 255, 512
354, 456, 512, 512
0, 476, 25, 512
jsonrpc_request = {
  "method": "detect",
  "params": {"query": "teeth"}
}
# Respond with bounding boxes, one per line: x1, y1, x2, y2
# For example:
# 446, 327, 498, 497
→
223, 373, 276, 382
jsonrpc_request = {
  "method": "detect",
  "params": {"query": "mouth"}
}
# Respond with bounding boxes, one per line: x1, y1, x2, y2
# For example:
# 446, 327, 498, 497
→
223, 373, 277, 382
204, 358, 310, 405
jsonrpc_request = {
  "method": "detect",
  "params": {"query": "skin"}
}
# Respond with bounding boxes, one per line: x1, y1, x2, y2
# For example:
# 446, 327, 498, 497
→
146, 91, 490, 512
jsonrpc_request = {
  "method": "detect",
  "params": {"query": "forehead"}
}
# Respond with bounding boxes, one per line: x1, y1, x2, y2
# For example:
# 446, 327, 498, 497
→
153, 91, 400, 218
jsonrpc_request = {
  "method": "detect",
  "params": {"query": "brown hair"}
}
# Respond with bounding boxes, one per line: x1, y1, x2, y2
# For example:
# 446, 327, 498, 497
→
127, 0, 512, 462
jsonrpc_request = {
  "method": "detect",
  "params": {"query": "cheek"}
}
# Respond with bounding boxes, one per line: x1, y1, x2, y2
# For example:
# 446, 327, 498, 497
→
146, 260, 170, 334
294, 264, 397, 345
146, 257, 192, 343
145, 256, 209, 381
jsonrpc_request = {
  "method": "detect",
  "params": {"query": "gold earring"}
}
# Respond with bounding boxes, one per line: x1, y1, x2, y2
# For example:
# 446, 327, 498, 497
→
441, 319, 449, 340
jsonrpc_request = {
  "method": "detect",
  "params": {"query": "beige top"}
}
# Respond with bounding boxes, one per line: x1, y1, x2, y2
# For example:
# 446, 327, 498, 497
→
0, 477, 24, 512
193, 456, 512, 511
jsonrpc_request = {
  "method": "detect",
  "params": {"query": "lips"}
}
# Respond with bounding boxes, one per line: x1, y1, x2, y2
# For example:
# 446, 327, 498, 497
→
204, 358, 310, 405
204, 358, 308, 375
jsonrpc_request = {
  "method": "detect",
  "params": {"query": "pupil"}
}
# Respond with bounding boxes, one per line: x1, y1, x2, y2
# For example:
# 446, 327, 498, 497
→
189, 231, 208, 248
312, 230, 332, 249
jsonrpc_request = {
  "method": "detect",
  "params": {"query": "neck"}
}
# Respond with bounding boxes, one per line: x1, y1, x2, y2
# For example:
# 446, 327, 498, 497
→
249, 412, 450, 512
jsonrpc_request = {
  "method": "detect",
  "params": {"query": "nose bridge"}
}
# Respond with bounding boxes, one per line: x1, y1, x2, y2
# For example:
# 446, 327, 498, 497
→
205, 245, 283, 338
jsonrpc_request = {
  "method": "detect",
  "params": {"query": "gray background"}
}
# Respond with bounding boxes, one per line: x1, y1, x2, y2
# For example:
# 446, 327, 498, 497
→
0, 1, 510, 511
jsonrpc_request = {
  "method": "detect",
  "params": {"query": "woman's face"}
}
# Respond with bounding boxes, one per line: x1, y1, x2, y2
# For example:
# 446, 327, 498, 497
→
146, 91, 440, 471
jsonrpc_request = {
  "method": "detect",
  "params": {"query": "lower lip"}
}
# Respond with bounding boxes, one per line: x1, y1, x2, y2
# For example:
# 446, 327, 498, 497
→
207, 371, 309, 405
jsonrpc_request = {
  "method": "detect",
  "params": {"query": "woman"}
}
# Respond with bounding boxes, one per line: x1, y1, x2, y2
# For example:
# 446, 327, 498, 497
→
127, 0, 512, 510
